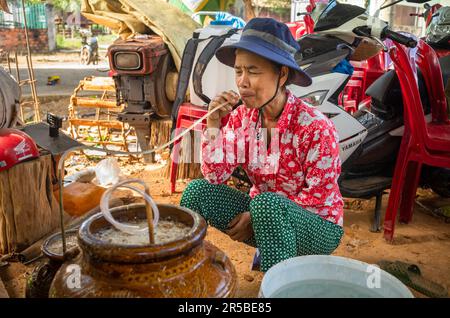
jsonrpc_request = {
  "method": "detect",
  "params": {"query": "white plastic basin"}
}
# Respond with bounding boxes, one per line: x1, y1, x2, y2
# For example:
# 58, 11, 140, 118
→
259, 255, 413, 298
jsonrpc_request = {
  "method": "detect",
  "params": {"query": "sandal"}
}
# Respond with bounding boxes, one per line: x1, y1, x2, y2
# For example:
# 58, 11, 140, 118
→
251, 248, 261, 271
378, 260, 448, 298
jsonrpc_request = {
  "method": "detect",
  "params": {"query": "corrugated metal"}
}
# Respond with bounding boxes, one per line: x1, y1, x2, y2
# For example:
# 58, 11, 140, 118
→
0, 2, 47, 29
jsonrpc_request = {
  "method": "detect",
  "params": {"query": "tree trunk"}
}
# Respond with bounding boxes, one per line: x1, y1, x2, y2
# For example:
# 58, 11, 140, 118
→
46, 4, 56, 51
243, 0, 256, 21
0, 153, 61, 254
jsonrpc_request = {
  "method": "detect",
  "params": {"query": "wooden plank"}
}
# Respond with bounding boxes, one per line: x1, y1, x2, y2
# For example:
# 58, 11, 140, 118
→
20, 101, 36, 108
82, 77, 115, 86
79, 77, 116, 92
71, 97, 119, 109
77, 140, 127, 146
82, 83, 116, 92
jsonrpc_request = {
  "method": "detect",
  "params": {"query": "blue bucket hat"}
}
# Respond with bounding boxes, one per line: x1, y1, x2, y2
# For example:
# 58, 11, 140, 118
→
215, 17, 312, 87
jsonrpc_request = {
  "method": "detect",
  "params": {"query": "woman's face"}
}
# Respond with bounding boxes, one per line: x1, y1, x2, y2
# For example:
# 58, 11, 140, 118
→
234, 49, 287, 109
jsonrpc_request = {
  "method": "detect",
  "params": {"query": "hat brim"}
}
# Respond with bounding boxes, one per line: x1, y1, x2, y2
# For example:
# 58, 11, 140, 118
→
215, 40, 312, 87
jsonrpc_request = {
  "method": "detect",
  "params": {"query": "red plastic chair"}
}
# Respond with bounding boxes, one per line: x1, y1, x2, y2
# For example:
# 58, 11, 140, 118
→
383, 40, 450, 242
346, 55, 387, 112
343, 78, 363, 113
170, 103, 208, 193
286, 21, 307, 40
340, 63, 367, 113
304, 14, 315, 34
340, 73, 363, 114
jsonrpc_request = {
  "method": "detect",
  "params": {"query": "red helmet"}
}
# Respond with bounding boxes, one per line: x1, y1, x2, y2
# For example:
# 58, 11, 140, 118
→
0, 128, 39, 172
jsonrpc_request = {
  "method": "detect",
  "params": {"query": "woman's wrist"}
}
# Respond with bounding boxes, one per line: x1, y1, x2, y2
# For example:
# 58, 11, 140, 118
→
207, 116, 220, 126
205, 117, 221, 141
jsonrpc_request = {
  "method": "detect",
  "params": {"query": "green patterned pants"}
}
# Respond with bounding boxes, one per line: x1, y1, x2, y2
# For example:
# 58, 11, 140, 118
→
180, 179, 344, 272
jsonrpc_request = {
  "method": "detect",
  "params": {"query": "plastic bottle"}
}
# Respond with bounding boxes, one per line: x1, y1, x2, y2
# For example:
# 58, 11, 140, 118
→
189, 20, 241, 106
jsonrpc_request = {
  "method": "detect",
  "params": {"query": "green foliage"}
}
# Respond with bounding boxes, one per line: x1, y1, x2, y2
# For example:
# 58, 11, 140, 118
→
97, 34, 118, 46
56, 34, 81, 49
25, 0, 43, 4
24, 0, 80, 10
56, 32, 115, 50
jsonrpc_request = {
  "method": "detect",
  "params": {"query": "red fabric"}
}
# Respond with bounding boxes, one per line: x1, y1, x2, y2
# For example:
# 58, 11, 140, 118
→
383, 41, 450, 242
201, 91, 344, 226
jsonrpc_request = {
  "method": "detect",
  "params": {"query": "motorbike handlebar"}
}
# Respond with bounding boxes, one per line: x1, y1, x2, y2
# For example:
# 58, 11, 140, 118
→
383, 28, 417, 48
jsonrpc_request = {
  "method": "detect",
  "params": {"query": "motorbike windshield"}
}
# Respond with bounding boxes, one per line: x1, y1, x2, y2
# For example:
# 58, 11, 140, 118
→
426, 7, 450, 45
314, 0, 367, 32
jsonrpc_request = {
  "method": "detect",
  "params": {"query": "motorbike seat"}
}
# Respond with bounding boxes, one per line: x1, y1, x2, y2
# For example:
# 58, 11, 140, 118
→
439, 55, 450, 88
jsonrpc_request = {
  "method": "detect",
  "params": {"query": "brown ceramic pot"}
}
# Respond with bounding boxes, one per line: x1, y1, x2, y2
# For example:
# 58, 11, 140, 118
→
49, 203, 237, 297
26, 229, 79, 298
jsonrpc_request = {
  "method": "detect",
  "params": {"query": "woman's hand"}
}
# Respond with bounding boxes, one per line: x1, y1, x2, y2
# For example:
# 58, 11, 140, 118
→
226, 212, 253, 242
208, 90, 240, 123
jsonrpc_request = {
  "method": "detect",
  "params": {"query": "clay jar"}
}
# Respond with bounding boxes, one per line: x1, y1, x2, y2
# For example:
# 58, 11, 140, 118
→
49, 203, 237, 297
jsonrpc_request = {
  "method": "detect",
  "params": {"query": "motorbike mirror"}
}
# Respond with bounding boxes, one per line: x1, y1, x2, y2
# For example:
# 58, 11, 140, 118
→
336, 43, 354, 57
405, 0, 431, 3
424, 3, 431, 9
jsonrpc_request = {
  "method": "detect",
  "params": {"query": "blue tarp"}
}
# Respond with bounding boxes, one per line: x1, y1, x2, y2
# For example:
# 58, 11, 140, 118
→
332, 59, 354, 75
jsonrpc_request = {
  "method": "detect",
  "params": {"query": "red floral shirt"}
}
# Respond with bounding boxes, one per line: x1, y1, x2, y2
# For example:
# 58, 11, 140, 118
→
201, 91, 344, 226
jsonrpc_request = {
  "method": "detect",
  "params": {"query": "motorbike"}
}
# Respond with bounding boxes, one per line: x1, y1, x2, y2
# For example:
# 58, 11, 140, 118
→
291, 0, 390, 113
80, 29, 99, 65
411, 2, 450, 58
409, 2, 442, 28
287, 0, 450, 231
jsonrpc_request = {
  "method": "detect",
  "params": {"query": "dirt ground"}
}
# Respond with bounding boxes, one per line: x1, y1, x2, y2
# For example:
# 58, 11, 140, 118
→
2, 164, 449, 298
1, 97, 449, 298
34, 96, 71, 123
